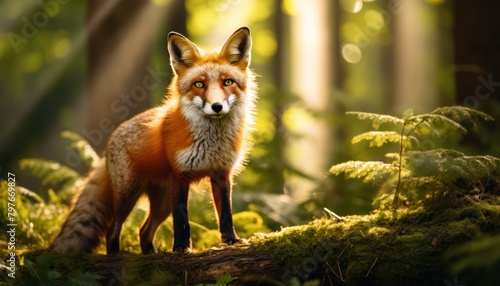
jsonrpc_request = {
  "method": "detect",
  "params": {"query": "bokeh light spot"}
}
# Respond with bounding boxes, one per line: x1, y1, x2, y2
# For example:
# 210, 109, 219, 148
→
53, 38, 70, 59
340, 0, 363, 13
254, 30, 277, 58
342, 43, 362, 64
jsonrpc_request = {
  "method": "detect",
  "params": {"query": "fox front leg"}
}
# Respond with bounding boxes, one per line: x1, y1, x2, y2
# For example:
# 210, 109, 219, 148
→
171, 180, 192, 253
210, 171, 240, 244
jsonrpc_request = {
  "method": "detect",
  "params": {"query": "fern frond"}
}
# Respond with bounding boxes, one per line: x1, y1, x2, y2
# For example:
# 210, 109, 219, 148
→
336, 106, 496, 209
385, 152, 400, 161
403, 119, 440, 139
400, 176, 443, 195
405, 149, 462, 177
330, 161, 397, 183
406, 114, 467, 134
61, 131, 100, 168
451, 155, 500, 180
352, 131, 400, 147
19, 159, 80, 187
351, 131, 417, 148
405, 150, 500, 182
402, 109, 414, 120
17, 186, 45, 204
346, 112, 404, 128
432, 106, 494, 125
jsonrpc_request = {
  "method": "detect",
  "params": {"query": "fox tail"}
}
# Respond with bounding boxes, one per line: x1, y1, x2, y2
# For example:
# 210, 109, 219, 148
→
50, 159, 111, 253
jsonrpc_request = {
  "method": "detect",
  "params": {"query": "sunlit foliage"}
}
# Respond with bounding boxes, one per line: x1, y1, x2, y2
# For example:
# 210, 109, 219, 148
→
330, 106, 498, 208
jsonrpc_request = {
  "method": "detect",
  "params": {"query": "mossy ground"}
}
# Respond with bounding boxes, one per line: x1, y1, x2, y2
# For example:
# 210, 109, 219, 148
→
252, 188, 500, 285
6, 183, 500, 285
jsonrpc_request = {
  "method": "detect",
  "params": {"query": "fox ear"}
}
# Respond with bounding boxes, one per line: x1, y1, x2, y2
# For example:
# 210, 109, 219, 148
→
168, 32, 200, 74
220, 27, 252, 68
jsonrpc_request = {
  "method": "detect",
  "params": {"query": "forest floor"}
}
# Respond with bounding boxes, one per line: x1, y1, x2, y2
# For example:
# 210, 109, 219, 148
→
8, 179, 500, 286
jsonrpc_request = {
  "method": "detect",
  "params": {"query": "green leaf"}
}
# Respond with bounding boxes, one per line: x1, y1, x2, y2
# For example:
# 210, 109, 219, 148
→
432, 106, 494, 123
67, 271, 101, 286
346, 111, 404, 127
61, 130, 100, 168
405, 150, 500, 182
17, 185, 45, 204
351, 131, 417, 148
351, 131, 401, 147
215, 273, 236, 286
20, 158, 80, 187
338, 106, 498, 208
402, 108, 414, 120
407, 114, 468, 134
330, 161, 397, 183
47, 270, 62, 280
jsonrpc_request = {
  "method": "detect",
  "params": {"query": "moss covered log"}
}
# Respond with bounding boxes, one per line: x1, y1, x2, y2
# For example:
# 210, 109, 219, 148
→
12, 188, 499, 286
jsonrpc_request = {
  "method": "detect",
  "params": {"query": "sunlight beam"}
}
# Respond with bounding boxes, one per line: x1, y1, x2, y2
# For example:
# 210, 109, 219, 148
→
286, 0, 335, 201
0, 0, 124, 152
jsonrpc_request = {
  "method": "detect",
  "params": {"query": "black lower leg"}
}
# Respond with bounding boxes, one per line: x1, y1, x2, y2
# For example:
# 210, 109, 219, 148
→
107, 223, 122, 254
211, 172, 239, 244
172, 183, 191, 252
219, 193, 239, 244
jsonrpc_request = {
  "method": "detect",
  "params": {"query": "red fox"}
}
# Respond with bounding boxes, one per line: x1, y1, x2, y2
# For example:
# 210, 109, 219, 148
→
50, 27, 256, 254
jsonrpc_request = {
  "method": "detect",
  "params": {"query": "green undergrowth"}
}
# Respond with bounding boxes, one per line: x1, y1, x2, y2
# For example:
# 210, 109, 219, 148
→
252, 184, 500, 285
6, 179, 500, 285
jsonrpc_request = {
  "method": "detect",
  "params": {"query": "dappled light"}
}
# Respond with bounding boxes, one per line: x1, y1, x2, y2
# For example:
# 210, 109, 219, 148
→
1, 0, 499, 284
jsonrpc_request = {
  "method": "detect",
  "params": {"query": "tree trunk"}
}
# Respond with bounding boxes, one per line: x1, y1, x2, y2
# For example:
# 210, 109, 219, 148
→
86, 0, 172, 154
83, 246, 285, 285
453, 0, 500, 106
286, 0, 335, 201
393, 0, 439, 113
453, 0, 500, 149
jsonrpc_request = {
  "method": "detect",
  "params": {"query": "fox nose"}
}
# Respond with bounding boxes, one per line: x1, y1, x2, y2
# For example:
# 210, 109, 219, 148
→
211, 102, 223, 113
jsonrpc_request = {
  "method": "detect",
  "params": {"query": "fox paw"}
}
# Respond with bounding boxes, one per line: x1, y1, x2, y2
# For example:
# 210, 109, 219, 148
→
222, 236, 247, 246
173, 246, 191, 254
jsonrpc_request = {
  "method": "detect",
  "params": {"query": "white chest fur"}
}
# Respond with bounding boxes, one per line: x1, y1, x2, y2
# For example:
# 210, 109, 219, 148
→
175, 99, 244, 173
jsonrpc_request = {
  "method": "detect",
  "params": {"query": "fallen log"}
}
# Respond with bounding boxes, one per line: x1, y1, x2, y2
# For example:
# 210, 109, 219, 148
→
15, 190, 500, 285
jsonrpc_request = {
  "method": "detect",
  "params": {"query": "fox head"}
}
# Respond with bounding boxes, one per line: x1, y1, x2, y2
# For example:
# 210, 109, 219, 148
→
167, 27, 252, 119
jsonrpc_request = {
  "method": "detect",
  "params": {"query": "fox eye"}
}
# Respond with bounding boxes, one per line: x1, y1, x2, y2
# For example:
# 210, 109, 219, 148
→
223, 79, 234, 86
193, 81, 204, 88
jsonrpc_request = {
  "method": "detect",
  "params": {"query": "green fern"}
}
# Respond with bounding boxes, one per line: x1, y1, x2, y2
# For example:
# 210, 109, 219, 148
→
346, 111, 404, 128
19, 130, 98, 200
19, 158, 82, 200
329, 161, 397, 184
20, 158, 80, 186
351, 131, 417, 148
405, 150, 500, 181
331, 106, 498, 209
431, 106, 493, 127
61, 130, 100, 168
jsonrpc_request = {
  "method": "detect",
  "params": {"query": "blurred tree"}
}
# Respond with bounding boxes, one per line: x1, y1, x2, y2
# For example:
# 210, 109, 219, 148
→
453, 0, 500, 155
86, 0, 173, 153
268, 0, 286, 194
285, 0, 336, 201
393, 0, 438, 113
0, 0, 87, 188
